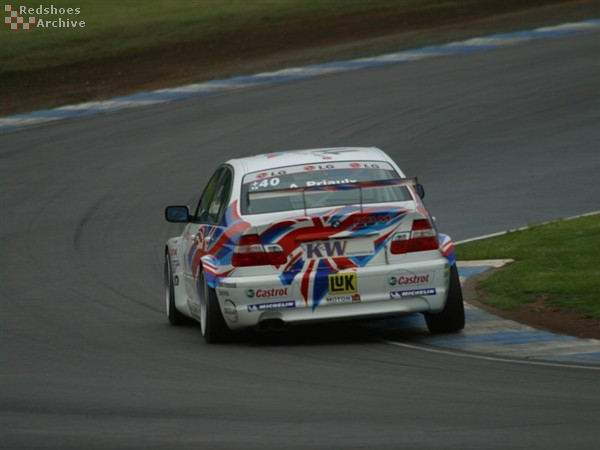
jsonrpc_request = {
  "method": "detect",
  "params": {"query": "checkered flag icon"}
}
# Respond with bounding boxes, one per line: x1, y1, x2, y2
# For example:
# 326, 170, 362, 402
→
5, 5, 35, 30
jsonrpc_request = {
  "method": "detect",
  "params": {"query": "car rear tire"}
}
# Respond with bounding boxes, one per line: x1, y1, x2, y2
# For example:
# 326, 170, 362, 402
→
425, 264, 465, 334
199, 271, 232, 344
165, 252, 192, 326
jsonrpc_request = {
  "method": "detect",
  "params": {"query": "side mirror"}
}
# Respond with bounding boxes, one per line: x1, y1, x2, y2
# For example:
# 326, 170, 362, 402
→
415, 183, 425, 199
165, 205, 191, 223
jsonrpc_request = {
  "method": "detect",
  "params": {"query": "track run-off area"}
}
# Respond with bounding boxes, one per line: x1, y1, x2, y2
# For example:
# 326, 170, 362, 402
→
2, 19, 600, 450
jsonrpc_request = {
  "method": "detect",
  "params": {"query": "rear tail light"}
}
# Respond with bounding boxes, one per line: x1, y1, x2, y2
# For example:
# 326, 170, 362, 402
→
390, 218, 438, 254
408, 218, 439, 252
390, 232, 409, 254
232, 234, 287, 267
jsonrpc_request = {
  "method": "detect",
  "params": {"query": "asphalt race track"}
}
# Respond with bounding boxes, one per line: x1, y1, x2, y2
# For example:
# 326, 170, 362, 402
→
2, 27, 600, 450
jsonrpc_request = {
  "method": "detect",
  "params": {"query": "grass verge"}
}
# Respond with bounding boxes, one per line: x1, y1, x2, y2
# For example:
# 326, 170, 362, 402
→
2, 0, 596, 116
3, 0, 430, 74
456, 214, 600, 320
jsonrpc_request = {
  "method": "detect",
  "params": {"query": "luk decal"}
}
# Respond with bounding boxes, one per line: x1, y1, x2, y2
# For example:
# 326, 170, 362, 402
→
247, 301, 296, 312
387, 273, 432, 287
390, 288, 436, 299
328, 273, 356, 295
223, 300, 238, 323
246, 287, 289, 298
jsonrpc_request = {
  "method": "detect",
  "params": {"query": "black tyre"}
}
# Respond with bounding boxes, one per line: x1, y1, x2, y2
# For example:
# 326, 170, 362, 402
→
425, 264, 465, 334
165, 252, 192, 326
199, 271, 232, 344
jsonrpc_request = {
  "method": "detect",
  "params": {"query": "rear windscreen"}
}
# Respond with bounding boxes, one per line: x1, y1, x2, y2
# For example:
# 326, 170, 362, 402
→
241, 161, 411, 214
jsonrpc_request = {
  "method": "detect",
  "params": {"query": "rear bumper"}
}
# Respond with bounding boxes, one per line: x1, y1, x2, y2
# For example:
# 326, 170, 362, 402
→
216, 258, 450, 330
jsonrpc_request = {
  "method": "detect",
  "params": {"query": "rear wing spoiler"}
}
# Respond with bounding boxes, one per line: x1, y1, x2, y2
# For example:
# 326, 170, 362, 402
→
247, 178, 419, 215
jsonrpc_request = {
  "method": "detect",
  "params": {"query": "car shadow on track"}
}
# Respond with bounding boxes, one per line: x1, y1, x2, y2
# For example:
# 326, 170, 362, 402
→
225, 314, 433, 347
166, 313, 435, 346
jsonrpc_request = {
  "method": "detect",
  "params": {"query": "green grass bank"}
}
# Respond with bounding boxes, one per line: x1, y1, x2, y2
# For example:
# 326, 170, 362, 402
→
3, 0, 428, 74
457, 214, 600, 320
2, 0, 597, 116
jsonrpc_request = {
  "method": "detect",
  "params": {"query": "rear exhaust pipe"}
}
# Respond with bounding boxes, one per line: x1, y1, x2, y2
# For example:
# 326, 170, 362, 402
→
257, 318, 287, 332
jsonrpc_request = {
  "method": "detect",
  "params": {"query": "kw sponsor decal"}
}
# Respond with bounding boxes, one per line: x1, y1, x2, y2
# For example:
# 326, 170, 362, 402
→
247, 301, 296, 312
246, 287, 289, 298
305, 240, 347, 259
390, 288, 436, 299
387, 274, 431, 286
328, 273, 356, 295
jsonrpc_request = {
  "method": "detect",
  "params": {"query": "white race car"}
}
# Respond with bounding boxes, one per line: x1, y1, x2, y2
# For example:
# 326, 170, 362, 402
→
165, 147, 464, 343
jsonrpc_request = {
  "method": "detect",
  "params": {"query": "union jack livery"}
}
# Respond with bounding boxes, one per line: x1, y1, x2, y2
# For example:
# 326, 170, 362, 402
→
164, 147, 464, 343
